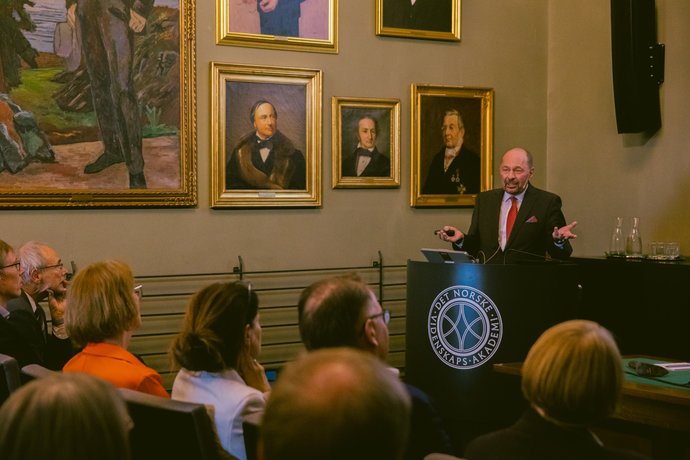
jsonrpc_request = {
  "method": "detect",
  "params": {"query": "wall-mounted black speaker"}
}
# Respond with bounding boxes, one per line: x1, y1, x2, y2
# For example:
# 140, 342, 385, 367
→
611, 0, 664, 134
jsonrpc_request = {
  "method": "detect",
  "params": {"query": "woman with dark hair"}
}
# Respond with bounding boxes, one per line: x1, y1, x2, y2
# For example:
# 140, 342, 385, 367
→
170, 281, 270, 460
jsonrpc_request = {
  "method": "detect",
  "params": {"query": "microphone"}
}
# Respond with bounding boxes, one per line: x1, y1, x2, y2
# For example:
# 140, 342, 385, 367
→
434, 229, 455, 237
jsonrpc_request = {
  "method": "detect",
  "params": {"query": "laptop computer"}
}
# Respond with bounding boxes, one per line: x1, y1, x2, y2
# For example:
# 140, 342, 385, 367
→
420, 248, 474, 264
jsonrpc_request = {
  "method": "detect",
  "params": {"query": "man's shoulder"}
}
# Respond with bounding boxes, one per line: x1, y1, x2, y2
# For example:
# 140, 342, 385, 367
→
6, 291, 32, 313
525, 184, 562, 202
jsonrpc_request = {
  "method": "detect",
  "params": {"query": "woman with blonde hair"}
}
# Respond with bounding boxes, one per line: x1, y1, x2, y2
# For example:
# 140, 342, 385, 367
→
63, 260, 168, 398
171, 281, 270, 460
0, 372, 131, 460
464, 319, 647, 460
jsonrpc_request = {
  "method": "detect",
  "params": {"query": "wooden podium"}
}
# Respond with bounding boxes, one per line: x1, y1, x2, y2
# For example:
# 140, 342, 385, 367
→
405, 260, 580, 451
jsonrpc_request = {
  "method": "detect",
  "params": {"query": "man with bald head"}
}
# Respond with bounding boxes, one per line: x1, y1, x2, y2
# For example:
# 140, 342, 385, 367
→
297, 274, 455, 459
261, 348, 411, 460
438, 147, 577, 264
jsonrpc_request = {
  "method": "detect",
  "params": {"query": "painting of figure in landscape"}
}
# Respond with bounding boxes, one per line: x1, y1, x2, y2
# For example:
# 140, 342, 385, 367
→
0, 0, 194, 205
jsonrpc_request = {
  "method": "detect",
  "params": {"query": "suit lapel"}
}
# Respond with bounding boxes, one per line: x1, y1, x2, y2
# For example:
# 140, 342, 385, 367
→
486, 189, 504, 245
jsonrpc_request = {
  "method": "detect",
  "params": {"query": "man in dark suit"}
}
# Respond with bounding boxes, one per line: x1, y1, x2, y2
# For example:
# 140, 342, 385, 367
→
383, 0, 453, 32
423, 109, 480, 195
438, 147, 577, 264
67, 0, 154, 189
298, 275, 455, 460
226, 100, 306, 190
1, 239, 43, 368
341, 114, 391, 178
6, 241, 75, 369
257, 0, 305, 37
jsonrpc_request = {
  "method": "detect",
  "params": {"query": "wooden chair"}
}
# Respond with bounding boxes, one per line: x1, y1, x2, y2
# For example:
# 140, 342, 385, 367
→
119, 388, 223, 460
0, 353, 21, 405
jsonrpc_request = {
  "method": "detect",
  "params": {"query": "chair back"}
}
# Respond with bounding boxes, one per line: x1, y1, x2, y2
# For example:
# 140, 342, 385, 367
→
242, 411, 263, 460
0, 353, 21, 405
20, 363, 57, 384
119, 388, 222, 460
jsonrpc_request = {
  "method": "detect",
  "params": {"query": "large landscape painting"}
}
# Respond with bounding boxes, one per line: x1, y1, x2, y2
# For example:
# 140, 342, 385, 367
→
0, 0, 196, 207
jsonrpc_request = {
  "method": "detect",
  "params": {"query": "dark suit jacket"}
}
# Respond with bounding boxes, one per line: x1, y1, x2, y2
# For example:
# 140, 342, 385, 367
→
382, 0, 453, 32
456, 184, 572, 264
423, 145, 480, 195
342, 147, 391, 177
404, 383, 455, 460
6, 291, 75, 370
257, 0, 305, 36
464, 408, 649, 460
0, 309, 43, 368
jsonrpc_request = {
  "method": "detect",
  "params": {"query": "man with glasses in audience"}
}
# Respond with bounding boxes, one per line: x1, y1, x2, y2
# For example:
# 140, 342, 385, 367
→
7, 241, 75, 369
298, 275, 455, 460
1, 239, 41, 367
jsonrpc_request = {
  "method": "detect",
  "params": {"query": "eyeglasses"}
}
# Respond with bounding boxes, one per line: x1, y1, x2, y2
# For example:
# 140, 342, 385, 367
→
38, 262, 64, 271
1, 261, 21, 271
238, 279, 253, 304
367, 308, 391, 326
134, 284, 143, 300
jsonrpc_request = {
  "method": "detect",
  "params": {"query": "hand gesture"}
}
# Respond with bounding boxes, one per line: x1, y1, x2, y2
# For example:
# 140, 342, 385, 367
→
237, 348, 271, 393
553, 221, 578, 242
258, 0, 279, 13
437, 226, 464, 243
129, 10, 147, 33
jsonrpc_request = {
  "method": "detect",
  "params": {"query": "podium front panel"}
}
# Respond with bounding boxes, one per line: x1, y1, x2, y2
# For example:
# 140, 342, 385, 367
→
406, 260, 579, 445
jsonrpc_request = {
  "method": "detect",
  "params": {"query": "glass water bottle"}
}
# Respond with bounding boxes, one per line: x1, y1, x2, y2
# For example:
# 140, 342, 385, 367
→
626, 217, 643, 257
610, 217, 624, 256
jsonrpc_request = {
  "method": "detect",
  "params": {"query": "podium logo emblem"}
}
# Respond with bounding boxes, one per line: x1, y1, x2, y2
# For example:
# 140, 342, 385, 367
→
427, 285, 503, 369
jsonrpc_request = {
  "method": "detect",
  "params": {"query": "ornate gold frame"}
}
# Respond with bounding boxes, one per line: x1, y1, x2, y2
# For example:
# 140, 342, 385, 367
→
331, 97, 400, 189
375, 0, 461, 42
210, 63, 322, 208
410, 84, 493, 207
0, 0, 197, 208
216, 0, 338, 53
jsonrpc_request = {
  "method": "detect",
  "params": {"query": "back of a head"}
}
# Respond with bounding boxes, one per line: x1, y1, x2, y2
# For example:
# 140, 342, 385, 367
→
521, 319, 623, 425
65, 260, 140, 347
171, 281, 258, 372
0, 372, 131, 460
262, 348, 411, 460
298, 275, 372, 350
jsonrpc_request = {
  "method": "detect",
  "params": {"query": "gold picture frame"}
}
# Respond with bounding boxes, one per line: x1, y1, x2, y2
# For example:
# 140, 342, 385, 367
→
332, 97, 400, 189
210, 63, 321, 208
216, 0, 338, 53
0, 0, 197, 208
411, 84, 493, 207
375, 0, 461, 42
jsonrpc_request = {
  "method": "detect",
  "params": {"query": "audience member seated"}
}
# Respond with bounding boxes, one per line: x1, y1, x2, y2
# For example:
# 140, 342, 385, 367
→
170, 281, 270, 460
0, 372, 131, 460
298, 274, 455, 459
63, 260, 168, 398
464, 320, 649, 460
7, 241, 75, 369
0, 239, 43, 368
261, 347, 412, 460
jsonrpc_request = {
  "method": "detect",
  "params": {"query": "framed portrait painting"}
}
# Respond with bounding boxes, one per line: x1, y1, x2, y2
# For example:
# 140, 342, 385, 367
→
210, 63, 321, 208
376, 0, 460, 41
0, 0, 197, 208
410, 84, 493, 207
331, 97, 400, 189
216, 0, 338, 53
